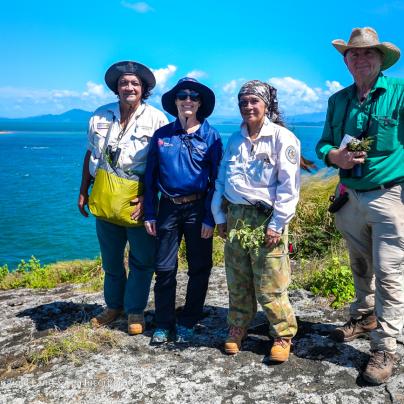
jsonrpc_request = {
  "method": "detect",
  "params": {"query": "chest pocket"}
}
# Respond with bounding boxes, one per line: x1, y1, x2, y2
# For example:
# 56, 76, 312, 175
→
247, 151, 276, 185
183, 135, 208, 166
371, 115, 399, 152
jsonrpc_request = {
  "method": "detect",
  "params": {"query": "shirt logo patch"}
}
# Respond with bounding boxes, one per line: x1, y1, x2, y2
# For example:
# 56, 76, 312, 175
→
97, 123, 110, 129
285, 146, 297, 164
158, 139, 173, 147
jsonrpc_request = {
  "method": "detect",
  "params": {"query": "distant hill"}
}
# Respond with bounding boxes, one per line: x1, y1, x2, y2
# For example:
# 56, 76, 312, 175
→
0, 109, 325, 130
0, 109, 92, 123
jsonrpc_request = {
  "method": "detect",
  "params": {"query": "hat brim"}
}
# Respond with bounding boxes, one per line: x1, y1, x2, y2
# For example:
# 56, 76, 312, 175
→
105, 61, 156, 94
162, 81, 215, 118
332, 40, 401, 70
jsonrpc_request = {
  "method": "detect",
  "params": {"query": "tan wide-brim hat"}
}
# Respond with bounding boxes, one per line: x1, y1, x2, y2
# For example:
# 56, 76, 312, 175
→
332, 27, 400, 70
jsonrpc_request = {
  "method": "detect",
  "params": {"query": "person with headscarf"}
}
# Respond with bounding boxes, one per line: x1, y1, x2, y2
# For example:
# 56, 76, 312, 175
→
316, 27, 404, 385
78, 61, 168, 334
211, 80, 300, 362
143, 77, 222, 344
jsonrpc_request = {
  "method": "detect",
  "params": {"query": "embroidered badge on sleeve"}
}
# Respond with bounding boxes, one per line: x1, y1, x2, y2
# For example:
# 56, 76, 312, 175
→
285, 145, 297, 164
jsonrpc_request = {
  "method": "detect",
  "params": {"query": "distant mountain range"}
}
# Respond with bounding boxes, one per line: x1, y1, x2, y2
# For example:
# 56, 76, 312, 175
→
0, 109, 325, 128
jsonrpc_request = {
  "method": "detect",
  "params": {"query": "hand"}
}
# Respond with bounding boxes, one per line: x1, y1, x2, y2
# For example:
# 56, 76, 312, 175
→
328, 148, 366, 169
265, 228, 281, 248
130, 195, 144, 221
201, 223, 214, 239
216, 223, 227, 239
300, 156, 318, 173
144, 221, 157, 237
78, 192, 89, 218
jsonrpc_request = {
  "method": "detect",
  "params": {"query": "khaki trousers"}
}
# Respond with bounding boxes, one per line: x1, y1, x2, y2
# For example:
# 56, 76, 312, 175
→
335, 184, 404, 353
224, 204, 297, 339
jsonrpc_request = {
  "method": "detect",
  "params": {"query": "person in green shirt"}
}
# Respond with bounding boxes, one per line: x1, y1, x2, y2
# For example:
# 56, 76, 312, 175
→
316, 27, 403, 385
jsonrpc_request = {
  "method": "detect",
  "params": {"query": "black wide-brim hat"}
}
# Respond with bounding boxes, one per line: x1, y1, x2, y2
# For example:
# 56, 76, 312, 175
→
162, 77, 215, 119
105, 61, 156, 94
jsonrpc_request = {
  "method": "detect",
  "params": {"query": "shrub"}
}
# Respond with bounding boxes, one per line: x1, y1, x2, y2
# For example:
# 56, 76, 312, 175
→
290, 173, 341, 259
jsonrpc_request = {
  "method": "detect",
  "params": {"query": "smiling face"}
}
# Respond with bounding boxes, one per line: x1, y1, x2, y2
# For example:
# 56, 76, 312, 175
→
117, 74, 143, 108
344, 47, 383, 82
175, 89, 201, 120
238, 94, 267, 127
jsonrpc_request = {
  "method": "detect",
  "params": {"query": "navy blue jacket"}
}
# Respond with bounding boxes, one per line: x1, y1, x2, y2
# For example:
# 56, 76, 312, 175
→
144, 119, 223, 226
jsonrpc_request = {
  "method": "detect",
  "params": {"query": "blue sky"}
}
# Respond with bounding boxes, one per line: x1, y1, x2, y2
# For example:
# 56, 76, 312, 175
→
1, 0, 403, 118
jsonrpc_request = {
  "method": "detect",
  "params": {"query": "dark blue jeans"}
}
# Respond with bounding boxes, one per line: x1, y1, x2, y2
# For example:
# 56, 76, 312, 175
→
96, 219, 156, 314
154, 198, 213, 329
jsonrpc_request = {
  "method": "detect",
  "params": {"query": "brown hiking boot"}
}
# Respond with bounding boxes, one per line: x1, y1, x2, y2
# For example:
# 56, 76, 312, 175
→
363, 350, 396, 385
269, 338, 292, 362
90, 308, 122, 328
128, 313, 145, 335
224, 326, 247, 355
331, 313, 377, 342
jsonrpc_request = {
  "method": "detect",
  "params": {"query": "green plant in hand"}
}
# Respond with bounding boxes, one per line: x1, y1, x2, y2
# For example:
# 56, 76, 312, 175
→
228, 219, 268, 253
347, 137, 373, 152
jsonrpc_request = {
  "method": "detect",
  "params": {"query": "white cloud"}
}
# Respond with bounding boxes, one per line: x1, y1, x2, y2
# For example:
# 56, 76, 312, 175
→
213, 77, 343, 117
185, 70, 207, 79
83, 81, 108, 98
151, 64, 177, 92
121, 1, 154, 13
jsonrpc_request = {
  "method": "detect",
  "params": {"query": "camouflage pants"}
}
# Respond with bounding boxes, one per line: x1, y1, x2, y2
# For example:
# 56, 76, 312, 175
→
225, 204, 297, 338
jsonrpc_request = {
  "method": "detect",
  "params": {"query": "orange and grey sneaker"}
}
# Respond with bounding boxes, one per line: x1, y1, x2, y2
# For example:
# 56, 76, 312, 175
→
90, 308, 122, 328
128, 313, 145, 335
224, 326, 247, 355
269, 338, 292, 362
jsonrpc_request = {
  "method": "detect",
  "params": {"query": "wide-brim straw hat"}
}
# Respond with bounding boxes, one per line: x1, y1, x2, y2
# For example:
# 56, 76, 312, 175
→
332, 27, 400, 70
162, 77, 215, 119
105, 61, 156, 94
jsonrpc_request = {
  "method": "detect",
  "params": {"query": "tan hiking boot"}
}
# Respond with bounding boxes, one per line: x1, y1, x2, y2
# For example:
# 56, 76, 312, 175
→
90, 308, 122, 328
363, 350, 396, 385
331, 313, 377, 342
224, 326, 247, 355
269, 338, 292, 362
128, 313, 145, 335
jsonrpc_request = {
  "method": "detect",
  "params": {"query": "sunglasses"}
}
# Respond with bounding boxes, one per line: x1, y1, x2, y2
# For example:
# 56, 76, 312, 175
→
176, 90, 200, 101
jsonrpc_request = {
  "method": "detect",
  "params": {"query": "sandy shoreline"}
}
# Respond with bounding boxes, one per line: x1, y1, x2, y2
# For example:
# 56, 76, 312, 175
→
0, 131, 14, 134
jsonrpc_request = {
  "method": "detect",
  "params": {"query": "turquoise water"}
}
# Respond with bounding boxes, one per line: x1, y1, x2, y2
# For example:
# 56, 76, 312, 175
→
0, 124, 324, 269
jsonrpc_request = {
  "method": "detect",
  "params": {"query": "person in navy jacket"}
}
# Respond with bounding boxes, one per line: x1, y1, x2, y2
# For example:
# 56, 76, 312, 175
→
144, 77, 222, 344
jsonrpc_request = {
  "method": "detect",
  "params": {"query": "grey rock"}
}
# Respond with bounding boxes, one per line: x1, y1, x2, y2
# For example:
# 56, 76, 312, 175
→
0, 268, 402, 404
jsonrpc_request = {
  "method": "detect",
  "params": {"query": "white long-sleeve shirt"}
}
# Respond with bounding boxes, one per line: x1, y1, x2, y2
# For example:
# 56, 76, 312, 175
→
211, 117, 301, 233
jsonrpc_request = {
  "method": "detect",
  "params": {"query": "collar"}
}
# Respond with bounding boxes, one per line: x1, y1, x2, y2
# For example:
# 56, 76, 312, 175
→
240, 117, 274, 139
173, 118, 209, 135
347, 72, 387, 100
107, 102, 147, 122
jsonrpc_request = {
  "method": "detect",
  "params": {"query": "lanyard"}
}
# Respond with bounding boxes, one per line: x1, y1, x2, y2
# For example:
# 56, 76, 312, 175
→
341, 92, 377, 140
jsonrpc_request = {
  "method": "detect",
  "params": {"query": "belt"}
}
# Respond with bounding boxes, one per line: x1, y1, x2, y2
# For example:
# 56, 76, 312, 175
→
355, 180, 403, 193
162, 192, 204, 205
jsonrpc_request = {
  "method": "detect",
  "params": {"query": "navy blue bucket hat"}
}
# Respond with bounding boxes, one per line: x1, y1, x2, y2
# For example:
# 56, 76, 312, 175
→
162, 77, 215, 119
105, 61, 156, 94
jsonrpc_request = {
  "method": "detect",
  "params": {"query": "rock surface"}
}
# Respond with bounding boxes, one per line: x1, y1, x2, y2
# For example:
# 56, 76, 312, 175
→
0, 268, 403, 404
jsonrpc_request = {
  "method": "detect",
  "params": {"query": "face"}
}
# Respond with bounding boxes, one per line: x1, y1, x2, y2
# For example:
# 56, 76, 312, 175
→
117, 74, 143, 107
344, 48, 383, 81
175, 89, 201, 119
238, 94, 267, 126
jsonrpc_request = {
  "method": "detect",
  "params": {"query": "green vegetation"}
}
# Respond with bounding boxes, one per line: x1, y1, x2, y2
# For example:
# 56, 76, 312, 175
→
228, 219, 267, 253
0, 256, 103, 290
29, 324, 120, 366
290, 174, 341, 258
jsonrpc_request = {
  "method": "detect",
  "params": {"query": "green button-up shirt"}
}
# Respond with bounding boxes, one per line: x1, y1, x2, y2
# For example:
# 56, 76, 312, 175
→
316, 73, 404, 190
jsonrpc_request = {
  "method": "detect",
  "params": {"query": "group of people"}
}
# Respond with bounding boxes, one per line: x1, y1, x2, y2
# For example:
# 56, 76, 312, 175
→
78, 27, 403, 385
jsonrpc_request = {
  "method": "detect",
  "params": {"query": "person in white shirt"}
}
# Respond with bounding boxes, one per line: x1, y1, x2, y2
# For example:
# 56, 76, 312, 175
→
211, 80, 300, 362
78, 61, 168, 335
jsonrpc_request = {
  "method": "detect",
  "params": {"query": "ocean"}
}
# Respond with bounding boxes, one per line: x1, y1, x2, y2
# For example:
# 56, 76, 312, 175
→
0, 124, 324, 269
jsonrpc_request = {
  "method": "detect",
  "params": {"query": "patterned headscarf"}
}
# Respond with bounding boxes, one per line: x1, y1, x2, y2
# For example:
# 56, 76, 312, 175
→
238, 80, 280, 123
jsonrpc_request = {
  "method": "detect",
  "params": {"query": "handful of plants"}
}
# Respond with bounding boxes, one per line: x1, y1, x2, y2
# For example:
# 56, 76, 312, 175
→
228, 219, 268, 252
346, 137, 373, 152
